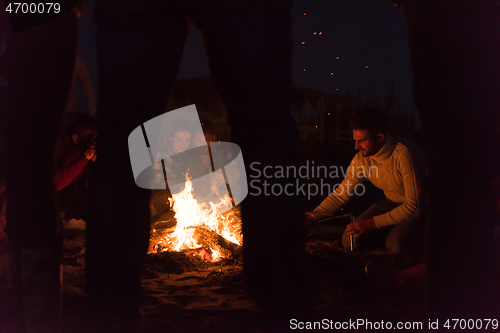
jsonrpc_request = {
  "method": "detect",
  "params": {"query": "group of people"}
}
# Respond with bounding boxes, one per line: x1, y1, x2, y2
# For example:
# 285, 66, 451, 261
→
149, 119, 234, 223
61, 105, 430, 273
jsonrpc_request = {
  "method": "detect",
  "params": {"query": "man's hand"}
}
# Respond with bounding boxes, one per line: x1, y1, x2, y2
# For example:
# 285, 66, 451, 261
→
85, 146, 96, 161
345, 218, 376, 237
304, 214, 316, 228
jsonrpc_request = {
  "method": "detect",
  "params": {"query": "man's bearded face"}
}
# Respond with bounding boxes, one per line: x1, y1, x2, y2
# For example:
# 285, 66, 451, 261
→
353, 129, 385, 157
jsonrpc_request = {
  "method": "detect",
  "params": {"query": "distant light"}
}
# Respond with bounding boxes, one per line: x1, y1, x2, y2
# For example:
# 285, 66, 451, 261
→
303, 12, 306, 15
319, 32, 322, 35
328, 113, 331, 116
315, 125, 318, 128
330, 72, 334, 75
313, 32, 317, 35
365, 66, 369, 68
302, 41, 305, 45
303, 68, 306, 71
336, 56, 340, 59
336, 88, 339, 91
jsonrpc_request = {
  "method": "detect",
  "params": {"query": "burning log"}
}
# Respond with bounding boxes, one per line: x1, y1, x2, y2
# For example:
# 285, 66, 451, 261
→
149, 176, 242, 262
191, 227, 240, 260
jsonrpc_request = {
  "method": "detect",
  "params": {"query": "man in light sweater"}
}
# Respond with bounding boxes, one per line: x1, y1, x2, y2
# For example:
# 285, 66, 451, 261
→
306, 108, 426, 256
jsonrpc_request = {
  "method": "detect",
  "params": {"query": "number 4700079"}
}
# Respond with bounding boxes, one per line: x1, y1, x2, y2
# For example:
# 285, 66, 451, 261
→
5, 2, 61, 14
444, 319, 498, 330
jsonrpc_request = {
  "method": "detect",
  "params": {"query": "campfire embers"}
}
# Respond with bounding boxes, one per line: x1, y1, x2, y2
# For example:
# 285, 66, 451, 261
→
150, 177, 242, 262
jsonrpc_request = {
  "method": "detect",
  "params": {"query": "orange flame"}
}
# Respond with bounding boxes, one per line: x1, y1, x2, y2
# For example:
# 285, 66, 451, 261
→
150, 176, 242, 262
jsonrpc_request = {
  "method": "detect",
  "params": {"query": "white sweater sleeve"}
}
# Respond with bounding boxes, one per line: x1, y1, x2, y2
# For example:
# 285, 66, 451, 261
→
373, 150, 423, 227
311, 158, 365, 221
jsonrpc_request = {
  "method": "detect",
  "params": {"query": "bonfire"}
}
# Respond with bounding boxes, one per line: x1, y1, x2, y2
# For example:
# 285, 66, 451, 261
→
149, 176, 242, 262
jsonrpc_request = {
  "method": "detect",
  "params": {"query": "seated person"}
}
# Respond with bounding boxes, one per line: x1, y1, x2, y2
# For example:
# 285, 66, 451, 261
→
150, 120, 193, 189
183, 119, 229, 203
149, 121, 193, 221
150, 119, 239, 222
54, 115, 97, 222
306, 108, 427, 261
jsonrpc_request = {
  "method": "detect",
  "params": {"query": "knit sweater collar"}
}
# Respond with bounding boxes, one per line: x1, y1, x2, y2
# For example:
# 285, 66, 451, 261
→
370, 134, 397, 163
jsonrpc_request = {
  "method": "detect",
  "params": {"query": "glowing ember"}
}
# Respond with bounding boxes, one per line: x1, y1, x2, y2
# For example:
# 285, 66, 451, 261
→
150, 176, 242, 262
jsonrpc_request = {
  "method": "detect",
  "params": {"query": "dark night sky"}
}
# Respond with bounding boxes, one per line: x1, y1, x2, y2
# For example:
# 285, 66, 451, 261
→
77, 0, 415, 117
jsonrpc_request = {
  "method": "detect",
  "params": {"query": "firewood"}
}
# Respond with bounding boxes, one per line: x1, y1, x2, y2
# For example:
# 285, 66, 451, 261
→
191, 227, 239, 259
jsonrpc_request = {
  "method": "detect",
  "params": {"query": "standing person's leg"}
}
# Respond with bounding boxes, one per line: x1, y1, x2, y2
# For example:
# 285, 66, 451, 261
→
404, 0, 500, 318
0, 13, 77, 332
88, 1, 188, 327
191, 2, 310, 326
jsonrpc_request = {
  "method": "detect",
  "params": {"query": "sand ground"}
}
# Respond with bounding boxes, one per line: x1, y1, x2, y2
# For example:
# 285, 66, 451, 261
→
0, 226, 426, 332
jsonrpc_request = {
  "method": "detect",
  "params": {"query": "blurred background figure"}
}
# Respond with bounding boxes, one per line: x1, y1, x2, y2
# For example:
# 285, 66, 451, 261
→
184, 119, 231, 202
150, 120, 193, 189
55, 114, 97, 230
149, 120, 193, 225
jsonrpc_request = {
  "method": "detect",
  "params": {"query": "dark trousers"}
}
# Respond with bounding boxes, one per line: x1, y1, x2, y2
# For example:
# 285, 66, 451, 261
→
87, 0, 308, 323
342, 199, 424, 261
57, 181, 89, 221
404, 0, 500, 318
